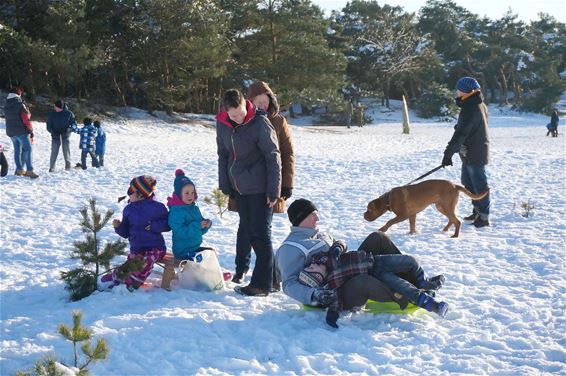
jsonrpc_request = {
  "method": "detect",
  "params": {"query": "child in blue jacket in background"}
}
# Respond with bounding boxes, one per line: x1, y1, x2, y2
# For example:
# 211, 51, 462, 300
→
71, 117, 99, 169
94, 120, 106, 166
167, 169, 212, 260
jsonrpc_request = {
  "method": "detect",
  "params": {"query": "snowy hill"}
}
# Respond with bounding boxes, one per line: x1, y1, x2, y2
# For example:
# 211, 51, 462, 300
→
1, 104, 565, 375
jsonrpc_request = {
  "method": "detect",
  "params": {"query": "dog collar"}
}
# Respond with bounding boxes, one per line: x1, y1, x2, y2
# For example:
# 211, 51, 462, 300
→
384, 191, 390, 211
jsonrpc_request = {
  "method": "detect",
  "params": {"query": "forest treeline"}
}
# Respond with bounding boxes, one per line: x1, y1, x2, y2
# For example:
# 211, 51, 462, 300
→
1, 0, 564, 117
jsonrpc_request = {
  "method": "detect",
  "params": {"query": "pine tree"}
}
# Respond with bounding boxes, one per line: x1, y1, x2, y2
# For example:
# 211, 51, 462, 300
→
204, 188, 229, 218
58, 310, 109, 375
60, 198, 127, 301
16, 311, 109, 376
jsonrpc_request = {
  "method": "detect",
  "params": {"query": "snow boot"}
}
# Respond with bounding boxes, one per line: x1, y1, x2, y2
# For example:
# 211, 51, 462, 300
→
234, 284, 269, 297
463, 209, 478, 221
416, 292, 449, 318
97, 273, 116, 291
416, 271, 446, 291
472, 217, 490, 228
231, 271, 246, 284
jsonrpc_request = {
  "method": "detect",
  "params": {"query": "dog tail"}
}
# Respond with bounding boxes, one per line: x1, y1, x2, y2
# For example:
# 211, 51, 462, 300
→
456, 185, 490, 200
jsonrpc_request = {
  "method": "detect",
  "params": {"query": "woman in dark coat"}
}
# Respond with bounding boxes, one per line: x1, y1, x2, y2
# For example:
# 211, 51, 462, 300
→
228, 81, 295, 289
442, 76, 490, 228
216, 89, 282, 296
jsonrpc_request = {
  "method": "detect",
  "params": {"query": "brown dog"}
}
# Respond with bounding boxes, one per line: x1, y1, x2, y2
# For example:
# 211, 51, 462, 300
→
364, 179, 489, 238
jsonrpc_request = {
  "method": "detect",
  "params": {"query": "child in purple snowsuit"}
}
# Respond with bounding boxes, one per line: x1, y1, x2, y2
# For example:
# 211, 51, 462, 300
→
98, 175, 170, 291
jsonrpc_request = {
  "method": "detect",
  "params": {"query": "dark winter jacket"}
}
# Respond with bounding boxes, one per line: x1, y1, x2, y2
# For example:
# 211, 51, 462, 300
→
47, 105, 76, 136
114, 198, 170, 254
95, 127, 106, 155
215, 100, 281, 199
444, 91, 490, 165
228, 83, 294, 213
4, 94, 32, 137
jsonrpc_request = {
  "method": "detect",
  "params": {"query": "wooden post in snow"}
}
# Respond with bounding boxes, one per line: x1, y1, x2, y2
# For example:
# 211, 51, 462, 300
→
402, 95, 410, 134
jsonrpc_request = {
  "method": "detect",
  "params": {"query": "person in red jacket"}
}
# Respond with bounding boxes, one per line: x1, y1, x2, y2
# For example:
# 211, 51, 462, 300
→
3, 87, 38, 178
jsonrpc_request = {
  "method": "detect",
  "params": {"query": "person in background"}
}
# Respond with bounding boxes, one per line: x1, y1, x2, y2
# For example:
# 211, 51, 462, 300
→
441, 76, 490, 228
4, 87, 38, 178
46, 100, 76, 172
0, 144, 8, 177
71, 117, 99, 170
216, 88, 281, 296
546, 108, 559, 137
94, 120, 106, 166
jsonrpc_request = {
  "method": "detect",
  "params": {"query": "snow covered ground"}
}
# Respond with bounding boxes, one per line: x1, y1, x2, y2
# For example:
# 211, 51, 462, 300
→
1, 100, 565, 375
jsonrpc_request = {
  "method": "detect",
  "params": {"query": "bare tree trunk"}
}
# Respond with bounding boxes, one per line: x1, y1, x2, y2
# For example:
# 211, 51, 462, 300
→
111, 68, 127, 107
384, 78, 391, 109
511, 72, 522, 106
269, 0, 277, 65
402, 95, 410, 134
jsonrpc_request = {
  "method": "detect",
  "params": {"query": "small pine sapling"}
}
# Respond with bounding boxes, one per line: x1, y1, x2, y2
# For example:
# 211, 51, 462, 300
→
521, 200, 535, 218
58, 310, 109, 375
204, 188, 229, 218
16, 311, 109, 376
60, 198, 127, 301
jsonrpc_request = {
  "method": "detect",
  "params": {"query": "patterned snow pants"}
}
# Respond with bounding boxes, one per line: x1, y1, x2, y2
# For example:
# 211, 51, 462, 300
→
112, 248, 166, 288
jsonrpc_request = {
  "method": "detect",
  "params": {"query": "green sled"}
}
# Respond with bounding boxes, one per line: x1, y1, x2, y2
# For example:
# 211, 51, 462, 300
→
304, 300, 421, 314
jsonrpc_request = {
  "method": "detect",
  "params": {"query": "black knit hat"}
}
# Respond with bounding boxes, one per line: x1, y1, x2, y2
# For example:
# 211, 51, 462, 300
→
288, 199, 317, 226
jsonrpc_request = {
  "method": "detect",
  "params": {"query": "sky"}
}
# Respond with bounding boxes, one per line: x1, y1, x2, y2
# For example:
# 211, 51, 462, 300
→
312, 0, 566, 23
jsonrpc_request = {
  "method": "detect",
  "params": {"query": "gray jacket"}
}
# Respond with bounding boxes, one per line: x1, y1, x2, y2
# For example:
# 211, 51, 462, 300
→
215, 100, 281, 199
275, 226, 334, 305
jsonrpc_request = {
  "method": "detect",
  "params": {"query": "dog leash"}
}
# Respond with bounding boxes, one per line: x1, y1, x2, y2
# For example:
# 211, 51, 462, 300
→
404, 164, 444, 186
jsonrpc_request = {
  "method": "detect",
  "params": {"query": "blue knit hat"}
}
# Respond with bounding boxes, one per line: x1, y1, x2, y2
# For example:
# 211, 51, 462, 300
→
174, 169, 196, 198
456, 77, 481, 93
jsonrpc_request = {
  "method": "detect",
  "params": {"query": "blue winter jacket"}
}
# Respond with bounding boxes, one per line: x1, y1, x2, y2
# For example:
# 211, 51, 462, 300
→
95, 127, 106, 155
114, 198, 170, 254
167, 194, 210, 260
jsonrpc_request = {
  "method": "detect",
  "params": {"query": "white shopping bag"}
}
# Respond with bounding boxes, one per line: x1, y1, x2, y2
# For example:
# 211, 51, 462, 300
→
177, 249, 225, 291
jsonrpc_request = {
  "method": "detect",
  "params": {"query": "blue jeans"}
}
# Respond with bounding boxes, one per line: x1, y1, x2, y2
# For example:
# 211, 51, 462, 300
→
372, 254, 425, 303
234, 192, 274, 289
10, 134, 33, 172
461, 161, 490, 218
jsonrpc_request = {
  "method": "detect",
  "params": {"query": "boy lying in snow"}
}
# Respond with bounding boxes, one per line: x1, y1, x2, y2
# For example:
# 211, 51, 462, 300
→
300, 240, 449, 328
